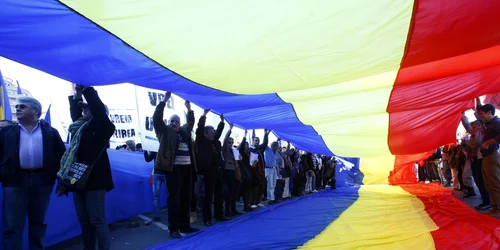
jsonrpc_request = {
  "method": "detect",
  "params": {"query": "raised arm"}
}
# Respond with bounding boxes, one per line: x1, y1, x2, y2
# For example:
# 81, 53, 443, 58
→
223, 124, 233, 151
259, 129, 270, 151
184, 101, 195, 133
153, 92, 170, 138
461, 112, 473, 134
81, 86, 115, 138
475, 97, 482, 110
68, 88, 83, 122
473, 97, 485, 124
196, 109, 209, 138
238, 130, 248, 154
214, 114, 225, 141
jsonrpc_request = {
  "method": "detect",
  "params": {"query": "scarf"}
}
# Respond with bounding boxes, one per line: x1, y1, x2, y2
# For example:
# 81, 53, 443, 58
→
59, 118, 90, 176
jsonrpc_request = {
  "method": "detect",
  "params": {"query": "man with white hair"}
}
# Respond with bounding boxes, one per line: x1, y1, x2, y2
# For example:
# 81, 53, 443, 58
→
0, 96, 66, 250
264, 139, 281, 205
153, 92, 199, 238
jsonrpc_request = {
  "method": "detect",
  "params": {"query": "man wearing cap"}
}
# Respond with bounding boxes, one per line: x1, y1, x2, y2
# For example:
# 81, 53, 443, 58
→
0, 96, 66, 250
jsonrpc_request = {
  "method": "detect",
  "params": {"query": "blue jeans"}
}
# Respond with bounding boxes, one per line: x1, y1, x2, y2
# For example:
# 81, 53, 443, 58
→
2, 172, 53, 250
152, 174, 167, 218
195, 175, 205, 211
73, 190, 110, 250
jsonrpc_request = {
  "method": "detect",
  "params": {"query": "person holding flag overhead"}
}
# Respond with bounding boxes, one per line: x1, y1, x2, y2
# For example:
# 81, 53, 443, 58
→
153, 92, 199, 238
0, 96, 66, 250
58, 85, 115, 250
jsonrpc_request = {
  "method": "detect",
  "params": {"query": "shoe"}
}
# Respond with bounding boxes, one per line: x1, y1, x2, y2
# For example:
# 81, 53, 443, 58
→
250, 205, 257, 209
244, 207, 253, 212
170, 230, 182, 239
215, 216, 230, 222
232, 211, 243, 216
180, 227, 200, 234
152, 216, 161, 222
268, 200, 276, 205
257, 203, 265, 207
204, 221, 213, 227
485, 210, 498, 216
190, 212, 197, 224
475, 204, 491, 210
463, 193, 476, 198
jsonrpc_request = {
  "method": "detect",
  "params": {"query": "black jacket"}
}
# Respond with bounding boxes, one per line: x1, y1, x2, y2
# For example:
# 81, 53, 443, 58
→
301, 153, 314, 171
69, 87, 115, 191
0, 120, 66, 187
195, 115, 224, 170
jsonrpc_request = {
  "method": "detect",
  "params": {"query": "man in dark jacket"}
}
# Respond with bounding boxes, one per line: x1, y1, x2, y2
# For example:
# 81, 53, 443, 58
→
196, 109, 226, 226
153, 92, 198, 238
250, 129, 269, 205
60, 85, 115, 250
0, 96, 65, 250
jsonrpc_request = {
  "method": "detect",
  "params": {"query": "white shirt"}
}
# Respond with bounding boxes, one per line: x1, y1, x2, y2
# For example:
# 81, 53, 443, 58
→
18, 122, 44, 169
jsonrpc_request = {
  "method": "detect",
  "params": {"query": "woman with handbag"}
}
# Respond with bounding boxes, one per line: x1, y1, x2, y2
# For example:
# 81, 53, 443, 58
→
58, 85, 115, 250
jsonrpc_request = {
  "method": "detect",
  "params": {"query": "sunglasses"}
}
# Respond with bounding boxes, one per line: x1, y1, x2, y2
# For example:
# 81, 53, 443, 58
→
15, 104, 30, 109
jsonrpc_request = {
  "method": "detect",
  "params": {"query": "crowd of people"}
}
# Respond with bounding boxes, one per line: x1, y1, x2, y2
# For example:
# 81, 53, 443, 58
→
146, 92, 338, 238
1, 85, 500, 249
416, 97, 500, 217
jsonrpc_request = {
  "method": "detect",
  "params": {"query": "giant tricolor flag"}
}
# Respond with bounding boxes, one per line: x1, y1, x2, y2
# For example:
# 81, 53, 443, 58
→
1, 1, 500, 248
6, 0, 500, 184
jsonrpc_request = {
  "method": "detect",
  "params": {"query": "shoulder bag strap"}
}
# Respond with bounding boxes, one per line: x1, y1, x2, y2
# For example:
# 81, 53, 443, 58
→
89, 147, 108, 168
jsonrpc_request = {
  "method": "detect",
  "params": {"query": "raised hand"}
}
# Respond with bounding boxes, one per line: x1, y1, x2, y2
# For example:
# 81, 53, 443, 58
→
163, 92, 172, 102
230, 123, 234, 130
75, 84, 85, 92
185, 100, 191, 110
220, 114, 224, 121
204, 109, 210, 116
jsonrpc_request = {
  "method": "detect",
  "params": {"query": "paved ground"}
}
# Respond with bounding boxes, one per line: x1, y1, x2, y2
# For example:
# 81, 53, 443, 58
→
46, 186, 492, 250
47, 201, 249, 250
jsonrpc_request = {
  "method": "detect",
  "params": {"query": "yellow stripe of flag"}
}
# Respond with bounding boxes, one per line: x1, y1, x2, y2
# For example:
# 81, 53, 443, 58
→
300, 185, 437, 250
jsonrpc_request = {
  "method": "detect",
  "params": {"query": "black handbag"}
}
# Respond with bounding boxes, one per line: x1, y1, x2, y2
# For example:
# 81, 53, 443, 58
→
58, 147, 106, 191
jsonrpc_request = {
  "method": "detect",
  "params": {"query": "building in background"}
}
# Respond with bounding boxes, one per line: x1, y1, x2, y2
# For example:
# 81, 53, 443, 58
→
2, 75, 33, 121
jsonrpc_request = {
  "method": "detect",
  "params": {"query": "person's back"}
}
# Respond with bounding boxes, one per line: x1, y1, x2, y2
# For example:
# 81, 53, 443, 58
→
61, 85, 115, 250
